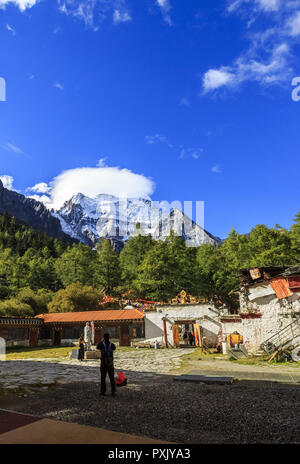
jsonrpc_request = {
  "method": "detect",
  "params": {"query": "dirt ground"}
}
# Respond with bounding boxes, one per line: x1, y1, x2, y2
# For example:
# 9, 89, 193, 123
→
1, 348, 300, 444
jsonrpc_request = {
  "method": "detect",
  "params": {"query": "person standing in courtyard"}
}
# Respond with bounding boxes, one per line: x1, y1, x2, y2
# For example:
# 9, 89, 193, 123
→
78, 335, 85, 361
97, 333, 116, 396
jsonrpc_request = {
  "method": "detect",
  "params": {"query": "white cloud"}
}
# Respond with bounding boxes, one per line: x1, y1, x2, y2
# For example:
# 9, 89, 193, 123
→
27, 164, 155, 210
203, 69, 236, 92
179, 147, 203, 160
203, 0, 297, 94
58, 0, 131, 30
54, 82, 64, 91
211, 164, 222, 174
0, 0, 38, 10
97, 157, 107, 167
113, 9, 131, 24
156, 0, 172, 25
287, 10, 300, 36
228, 0, 281, 12
145, 134, 168, 145
6, 24, 16, 35
26, 182, 51, 194
258, 0, 281, 10
0, 175, 14, 190
27, 194, 52, 204
203, 48, 290, 92
2, 142, 25, 155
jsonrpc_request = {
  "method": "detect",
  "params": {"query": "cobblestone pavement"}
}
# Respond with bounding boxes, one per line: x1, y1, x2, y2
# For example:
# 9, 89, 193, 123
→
0, 349, 195, 391
1, 350, 300, 443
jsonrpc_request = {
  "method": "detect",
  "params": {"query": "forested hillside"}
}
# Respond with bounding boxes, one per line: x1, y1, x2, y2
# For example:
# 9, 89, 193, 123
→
0, 210, 299, 317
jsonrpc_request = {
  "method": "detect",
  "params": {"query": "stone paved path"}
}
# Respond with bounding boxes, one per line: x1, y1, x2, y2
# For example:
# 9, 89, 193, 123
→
2, 349, 300, 393
0, 349, 195, 391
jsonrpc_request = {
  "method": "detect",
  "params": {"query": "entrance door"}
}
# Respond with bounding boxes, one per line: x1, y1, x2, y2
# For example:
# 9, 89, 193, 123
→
29, 329, 38, 347
53, 330, 61, 346
94, 328, 103, 345
120, 325, 131, 346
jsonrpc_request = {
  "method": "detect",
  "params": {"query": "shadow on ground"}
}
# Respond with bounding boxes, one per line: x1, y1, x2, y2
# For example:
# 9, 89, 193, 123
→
0, 360, 300, 444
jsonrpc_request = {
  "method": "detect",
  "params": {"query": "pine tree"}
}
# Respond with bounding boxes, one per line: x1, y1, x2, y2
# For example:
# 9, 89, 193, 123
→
95, 239, 120, 294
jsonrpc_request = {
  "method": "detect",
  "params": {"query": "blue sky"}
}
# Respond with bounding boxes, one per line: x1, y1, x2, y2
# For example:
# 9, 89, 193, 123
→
0, 0, 300, 238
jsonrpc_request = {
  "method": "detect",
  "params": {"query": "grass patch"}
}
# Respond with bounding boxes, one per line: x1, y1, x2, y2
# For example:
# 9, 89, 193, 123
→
6, 346, 73, 361
229, 356, 300, 367
180, 347, 226, 362
5, 344, 140, 361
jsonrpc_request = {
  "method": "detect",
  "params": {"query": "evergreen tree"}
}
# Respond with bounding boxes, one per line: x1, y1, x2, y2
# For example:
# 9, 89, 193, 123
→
95, 239, 120, 293
290, 211, 300, 261
120, 235, 154, 285
55, 243, 95, 288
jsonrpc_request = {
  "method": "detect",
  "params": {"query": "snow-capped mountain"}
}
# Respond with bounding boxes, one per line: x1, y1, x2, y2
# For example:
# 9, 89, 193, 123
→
53, 193, 220, 248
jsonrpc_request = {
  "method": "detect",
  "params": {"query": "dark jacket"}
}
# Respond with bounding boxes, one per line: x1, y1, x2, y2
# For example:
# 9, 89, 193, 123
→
97, 341, 116, 366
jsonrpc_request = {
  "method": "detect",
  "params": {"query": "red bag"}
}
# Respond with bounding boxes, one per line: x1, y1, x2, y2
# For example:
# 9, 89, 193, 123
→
115, 371, 127, 387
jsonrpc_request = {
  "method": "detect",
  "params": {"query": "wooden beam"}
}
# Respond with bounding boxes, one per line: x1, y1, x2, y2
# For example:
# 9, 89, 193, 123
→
163, 318, 168, 348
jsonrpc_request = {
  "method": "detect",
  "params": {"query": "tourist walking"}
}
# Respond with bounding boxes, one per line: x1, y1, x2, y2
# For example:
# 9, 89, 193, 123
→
78, 335, 85, 361
97, 333, 116, 396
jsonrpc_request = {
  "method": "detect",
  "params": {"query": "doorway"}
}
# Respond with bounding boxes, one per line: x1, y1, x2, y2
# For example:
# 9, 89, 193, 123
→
119, 325, 131, 346
53, 329, 61, 346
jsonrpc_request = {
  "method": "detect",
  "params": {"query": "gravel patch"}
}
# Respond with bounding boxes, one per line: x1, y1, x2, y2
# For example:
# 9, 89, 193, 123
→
5, 376, 300, 444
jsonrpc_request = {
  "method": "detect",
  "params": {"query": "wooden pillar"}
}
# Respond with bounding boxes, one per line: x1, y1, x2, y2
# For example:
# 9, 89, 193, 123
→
163, 318, 168, 348
172, 324, 179, 348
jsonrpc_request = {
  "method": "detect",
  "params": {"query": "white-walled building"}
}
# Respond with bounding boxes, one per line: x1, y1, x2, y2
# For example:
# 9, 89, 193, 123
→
144, 303, 222, 347
221, 266, 300, 355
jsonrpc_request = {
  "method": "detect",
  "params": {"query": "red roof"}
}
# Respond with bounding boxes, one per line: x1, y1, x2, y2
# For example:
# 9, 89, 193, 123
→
35, 309, 144, 324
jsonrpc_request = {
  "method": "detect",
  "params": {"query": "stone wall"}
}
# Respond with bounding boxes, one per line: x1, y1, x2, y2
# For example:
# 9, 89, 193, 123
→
6, 339, 30, 348
221, 287, 300, 354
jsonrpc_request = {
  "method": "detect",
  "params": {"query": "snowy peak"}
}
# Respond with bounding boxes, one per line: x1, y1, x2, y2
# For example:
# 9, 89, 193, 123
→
53, 193, 219, 248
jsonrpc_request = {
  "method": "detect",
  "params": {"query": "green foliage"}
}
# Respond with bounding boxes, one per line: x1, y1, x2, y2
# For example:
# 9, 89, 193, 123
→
120, 235, 154, 284
54, 243, 96, 288
196, 223, 295, 306
0, 209, 299, 315
95, 239, 120, 293
0, 212, 68, 257
291, 211, 300, 260
16, 287, 54, 315
48, 282, 100, 312
0, 298, 34, 317
133, 233, 199, 301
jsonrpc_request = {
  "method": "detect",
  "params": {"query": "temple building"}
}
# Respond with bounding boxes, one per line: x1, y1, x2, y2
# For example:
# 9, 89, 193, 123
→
221, 266, 300, 355
0, 316, 43, 348
0, 309, 145, 348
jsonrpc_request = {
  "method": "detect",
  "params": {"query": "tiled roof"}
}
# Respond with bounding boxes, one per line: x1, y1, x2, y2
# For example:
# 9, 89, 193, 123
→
35, 309, 144, 324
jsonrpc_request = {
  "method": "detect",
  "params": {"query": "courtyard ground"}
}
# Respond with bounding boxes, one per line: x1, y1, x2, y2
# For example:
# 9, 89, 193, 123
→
0, 346, 300, 444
